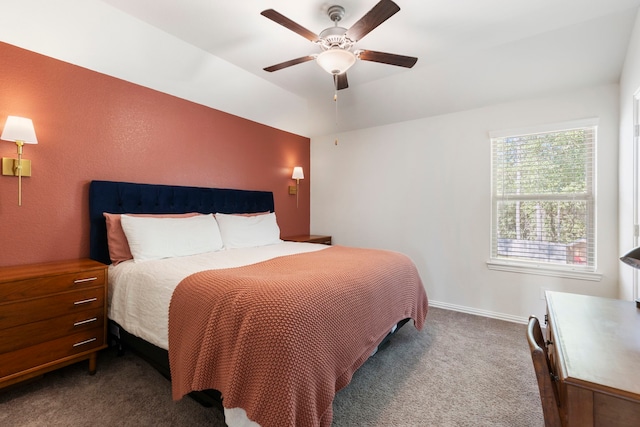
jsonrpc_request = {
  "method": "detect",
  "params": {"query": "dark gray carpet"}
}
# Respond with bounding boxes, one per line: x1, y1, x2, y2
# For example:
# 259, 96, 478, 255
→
0, 308, 544, 426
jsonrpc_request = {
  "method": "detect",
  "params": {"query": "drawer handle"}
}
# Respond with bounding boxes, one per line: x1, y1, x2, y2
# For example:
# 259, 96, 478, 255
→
74, 297, 97, 305
74, 317, 98, 327
73, 338, 97, 347
74, 277, 98, 284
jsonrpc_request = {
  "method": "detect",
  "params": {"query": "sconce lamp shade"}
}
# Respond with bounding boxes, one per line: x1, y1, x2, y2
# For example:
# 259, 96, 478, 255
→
1, 116, 38, 144
292, 166, 304, 180
621, 246, 640, 269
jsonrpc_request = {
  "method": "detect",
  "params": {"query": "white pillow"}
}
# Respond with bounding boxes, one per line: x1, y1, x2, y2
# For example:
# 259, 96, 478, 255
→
215, 212, 282, 249
120, 214, 223, 262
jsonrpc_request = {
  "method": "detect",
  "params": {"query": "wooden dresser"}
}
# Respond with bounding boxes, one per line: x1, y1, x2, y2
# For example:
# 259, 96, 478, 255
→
545, 291, 640, 426
0, 259, 108, 389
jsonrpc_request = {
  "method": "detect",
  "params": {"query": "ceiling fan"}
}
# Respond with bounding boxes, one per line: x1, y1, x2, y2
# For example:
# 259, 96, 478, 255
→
261, 0, 418, 91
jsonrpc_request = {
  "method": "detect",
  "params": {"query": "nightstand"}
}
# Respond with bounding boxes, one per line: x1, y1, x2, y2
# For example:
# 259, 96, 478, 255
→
0, 259, 108, 389
283, 234, 332, 245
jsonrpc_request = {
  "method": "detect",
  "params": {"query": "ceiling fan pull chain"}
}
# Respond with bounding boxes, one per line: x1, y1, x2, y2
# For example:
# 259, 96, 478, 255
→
335, 95, 339, 146
333, 75, 339, 146
334, 77, 339, 122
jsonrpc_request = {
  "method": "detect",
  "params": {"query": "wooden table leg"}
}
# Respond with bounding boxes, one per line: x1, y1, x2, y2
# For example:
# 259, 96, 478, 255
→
88, 352, 97, 375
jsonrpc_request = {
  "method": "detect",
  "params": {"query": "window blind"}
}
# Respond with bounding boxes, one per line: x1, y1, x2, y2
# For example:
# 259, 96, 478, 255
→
490, 121, 596, 271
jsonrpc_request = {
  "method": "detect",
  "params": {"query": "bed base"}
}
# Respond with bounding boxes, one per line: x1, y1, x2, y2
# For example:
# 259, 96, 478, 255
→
109, 317, 409, 410
109, 321, 222, 409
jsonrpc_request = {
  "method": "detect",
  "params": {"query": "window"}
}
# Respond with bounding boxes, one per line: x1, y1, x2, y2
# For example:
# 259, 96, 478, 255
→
489, 119, 597, 278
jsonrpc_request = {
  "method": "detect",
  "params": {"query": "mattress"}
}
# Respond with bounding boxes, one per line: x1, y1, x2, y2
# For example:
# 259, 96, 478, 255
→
108, 241, 328, 351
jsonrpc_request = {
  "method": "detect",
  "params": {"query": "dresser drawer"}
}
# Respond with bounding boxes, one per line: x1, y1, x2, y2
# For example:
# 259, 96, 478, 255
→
0, 259, 108, 389
0, 269, 105, 303
0, 328, 104, 378
0, 287, 105, 330
0, 307, 104, 354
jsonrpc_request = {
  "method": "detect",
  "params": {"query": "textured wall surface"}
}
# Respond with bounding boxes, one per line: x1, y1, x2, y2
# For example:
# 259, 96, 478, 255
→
0, 42, 310, 267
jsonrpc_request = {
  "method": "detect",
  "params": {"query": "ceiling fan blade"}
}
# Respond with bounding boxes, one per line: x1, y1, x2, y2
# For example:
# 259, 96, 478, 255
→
345, 0, 400, 42
358, 50, 418, 68
261, 9, 320, 42
264, 56, 316, 72
334, 73, 349, 90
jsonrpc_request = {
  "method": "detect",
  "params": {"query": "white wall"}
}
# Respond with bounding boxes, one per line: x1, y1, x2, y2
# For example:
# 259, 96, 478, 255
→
311, 84, 619, 323
619, 10, 640, 300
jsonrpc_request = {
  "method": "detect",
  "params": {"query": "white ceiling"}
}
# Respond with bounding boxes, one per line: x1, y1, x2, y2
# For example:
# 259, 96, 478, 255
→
16, 0, 640, 136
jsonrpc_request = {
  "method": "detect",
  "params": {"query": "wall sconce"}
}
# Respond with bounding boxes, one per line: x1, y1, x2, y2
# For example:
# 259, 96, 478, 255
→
289, 166, 304, 208
1, 116, 38, 206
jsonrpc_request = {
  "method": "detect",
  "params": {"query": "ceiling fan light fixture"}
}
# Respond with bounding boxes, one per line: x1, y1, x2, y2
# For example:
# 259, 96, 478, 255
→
262, 1, 417, 90
316, 48, 356, 75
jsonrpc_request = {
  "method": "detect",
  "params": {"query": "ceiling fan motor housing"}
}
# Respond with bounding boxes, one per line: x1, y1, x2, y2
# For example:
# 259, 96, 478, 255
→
319, 26, 352, 50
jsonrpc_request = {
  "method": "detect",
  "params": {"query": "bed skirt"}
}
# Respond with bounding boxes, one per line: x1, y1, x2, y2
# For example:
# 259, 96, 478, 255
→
108, 317, 409, 412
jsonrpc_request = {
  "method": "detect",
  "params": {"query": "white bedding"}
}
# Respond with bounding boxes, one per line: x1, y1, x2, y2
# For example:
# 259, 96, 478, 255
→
108, 241, 401, 427
108, 241, 328, 350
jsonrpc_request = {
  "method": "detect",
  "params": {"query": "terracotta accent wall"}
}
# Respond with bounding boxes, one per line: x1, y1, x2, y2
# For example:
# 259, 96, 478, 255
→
0, 42, 310, 267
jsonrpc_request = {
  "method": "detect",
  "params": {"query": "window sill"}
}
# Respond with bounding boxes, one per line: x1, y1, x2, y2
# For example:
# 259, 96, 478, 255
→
486, 260, 602, 281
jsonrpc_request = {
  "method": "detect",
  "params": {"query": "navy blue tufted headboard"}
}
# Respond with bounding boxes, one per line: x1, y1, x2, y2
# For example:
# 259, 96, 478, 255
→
89, 180, 275, 265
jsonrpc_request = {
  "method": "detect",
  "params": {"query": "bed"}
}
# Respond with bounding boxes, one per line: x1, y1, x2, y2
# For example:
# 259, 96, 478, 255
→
88, 180, 428, 427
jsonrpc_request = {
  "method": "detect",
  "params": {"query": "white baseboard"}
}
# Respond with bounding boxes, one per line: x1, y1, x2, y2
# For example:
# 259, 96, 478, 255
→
428, 300, 529, 325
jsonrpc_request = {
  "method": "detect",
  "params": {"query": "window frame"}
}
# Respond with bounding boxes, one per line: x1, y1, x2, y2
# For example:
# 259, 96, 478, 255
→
487, 118, 602, 281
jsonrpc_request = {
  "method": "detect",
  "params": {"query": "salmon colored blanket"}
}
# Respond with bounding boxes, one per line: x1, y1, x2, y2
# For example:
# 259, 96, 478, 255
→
168, 245, 428, 427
